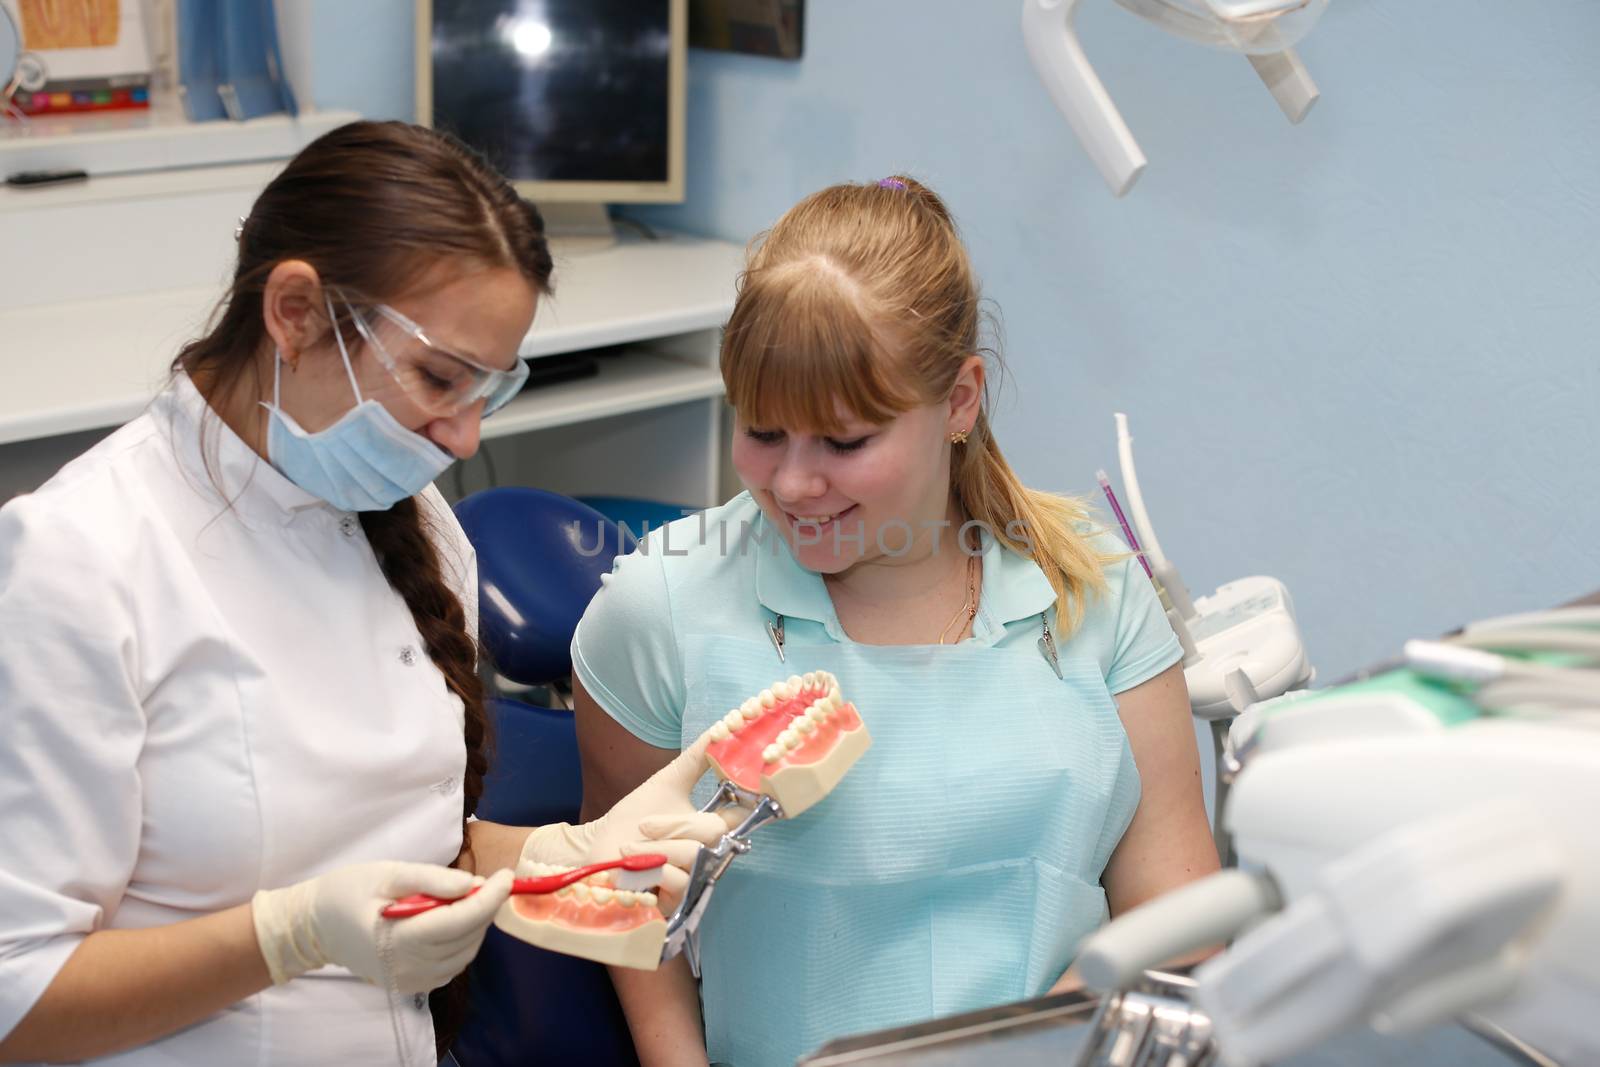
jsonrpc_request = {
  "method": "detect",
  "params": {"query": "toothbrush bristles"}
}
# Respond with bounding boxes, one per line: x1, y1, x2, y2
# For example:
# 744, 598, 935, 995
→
613, 865, 664, 891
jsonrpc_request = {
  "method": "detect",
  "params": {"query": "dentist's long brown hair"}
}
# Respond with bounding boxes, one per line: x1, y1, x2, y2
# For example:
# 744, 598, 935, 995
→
175, 120, 553, 1054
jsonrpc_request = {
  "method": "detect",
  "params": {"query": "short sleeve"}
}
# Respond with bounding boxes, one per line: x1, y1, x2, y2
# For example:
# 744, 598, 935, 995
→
0, 494, 146, 1041
570, 532, 686, 750
1101, 542, 1184, 695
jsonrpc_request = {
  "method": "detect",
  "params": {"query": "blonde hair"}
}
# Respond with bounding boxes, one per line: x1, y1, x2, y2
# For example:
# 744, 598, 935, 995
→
720, 176, 1116, 637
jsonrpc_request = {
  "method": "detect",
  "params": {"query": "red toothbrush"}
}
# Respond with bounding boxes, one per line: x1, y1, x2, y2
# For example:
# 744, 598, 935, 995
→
382, 853, 669, 919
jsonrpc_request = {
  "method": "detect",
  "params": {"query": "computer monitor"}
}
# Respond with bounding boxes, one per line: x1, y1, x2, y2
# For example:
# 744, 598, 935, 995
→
415, 0, 686, 231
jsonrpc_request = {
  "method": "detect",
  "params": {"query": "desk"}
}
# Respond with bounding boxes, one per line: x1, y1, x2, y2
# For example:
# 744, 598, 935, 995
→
0, 154, 743, 505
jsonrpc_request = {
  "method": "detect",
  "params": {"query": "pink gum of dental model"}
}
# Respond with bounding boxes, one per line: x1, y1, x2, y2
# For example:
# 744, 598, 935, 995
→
703, 671, 871, 818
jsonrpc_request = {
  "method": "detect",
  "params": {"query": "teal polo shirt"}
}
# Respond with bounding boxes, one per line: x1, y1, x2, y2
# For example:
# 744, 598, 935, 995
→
571, 491, 1182, 749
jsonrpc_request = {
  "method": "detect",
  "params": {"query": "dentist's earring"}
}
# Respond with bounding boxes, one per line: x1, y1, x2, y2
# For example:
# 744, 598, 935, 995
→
948, 429, 970, 445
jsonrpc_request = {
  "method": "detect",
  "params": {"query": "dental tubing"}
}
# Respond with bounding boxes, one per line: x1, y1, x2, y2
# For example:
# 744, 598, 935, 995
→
1076, 868, 1282, 992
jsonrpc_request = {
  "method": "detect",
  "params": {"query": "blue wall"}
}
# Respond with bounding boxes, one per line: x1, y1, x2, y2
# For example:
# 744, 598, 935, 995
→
320, 0, 1600, 685
306, 0, 416, 123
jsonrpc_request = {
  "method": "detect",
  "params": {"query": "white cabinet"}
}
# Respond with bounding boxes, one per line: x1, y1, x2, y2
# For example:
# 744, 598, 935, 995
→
0, 150, 743, 507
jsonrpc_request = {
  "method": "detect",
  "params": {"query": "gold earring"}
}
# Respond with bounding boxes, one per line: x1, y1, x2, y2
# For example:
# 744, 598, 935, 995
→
949, 429, 969, 445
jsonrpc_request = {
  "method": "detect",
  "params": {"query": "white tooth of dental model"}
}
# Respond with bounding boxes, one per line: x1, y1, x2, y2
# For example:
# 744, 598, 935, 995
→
759, 689, 776, 707
803, 671, 818, 688
741, 697, 761, 717
589, 886, 614, 905
722, 709, 742, 730
763, 744, 783, 763
709, 721, 731, 742
1022, 0, 1327, 197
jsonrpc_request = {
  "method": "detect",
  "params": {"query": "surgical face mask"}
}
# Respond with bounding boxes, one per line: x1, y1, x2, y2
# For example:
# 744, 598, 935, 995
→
260, 293, 456, 512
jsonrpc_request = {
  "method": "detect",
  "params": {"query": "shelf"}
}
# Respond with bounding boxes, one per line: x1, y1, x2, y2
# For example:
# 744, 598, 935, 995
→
0, 234, 742, 446
482, 349, 725, 440
0, 104, 360, 178
0, 285, 215, 445
525, 232, 745, 356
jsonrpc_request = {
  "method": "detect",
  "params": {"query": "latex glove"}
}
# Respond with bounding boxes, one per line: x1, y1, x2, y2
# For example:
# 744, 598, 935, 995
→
518, 731, 746, 906
252, 862, 514, 995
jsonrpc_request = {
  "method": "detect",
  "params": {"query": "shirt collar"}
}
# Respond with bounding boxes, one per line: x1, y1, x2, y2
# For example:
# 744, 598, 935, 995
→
751, 509, 1057, 645
750, 510, 844, 638
970, 527, 1056, 645
154, 371, 332, 524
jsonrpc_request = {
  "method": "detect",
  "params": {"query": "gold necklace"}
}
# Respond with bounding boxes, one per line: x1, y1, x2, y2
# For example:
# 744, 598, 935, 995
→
935, 553, 979, 645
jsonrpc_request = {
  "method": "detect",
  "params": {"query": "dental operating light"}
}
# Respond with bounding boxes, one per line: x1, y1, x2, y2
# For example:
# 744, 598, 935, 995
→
1022, 0, 1328, 196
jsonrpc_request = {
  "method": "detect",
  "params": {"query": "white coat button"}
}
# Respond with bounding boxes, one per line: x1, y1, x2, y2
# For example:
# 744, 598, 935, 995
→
413, 992, 427, 1010
339, 516, 359, 537
399, 646, 417, 666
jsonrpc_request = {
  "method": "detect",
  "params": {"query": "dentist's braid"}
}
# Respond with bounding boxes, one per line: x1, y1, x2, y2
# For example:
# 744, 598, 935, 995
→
359, 496, 491, 1063
360, 499, 488, 831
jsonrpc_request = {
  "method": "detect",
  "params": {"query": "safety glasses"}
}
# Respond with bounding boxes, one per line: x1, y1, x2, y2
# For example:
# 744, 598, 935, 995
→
336, 292, 529, 419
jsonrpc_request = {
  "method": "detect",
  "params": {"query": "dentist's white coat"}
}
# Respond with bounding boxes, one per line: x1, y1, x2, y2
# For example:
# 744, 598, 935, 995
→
0, 373, 475, 1065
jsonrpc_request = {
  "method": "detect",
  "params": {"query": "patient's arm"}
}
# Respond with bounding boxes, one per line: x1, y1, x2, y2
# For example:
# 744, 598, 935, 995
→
1050, 662, 1219, 994
575, 678, 710, 1067
1102, 662, 1220, 914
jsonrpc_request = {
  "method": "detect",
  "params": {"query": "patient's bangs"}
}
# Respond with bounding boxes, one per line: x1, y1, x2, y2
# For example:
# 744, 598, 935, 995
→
720, 264, 922, 435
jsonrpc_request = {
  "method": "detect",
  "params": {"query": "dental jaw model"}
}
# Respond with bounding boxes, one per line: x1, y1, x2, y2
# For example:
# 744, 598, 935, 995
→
381, 853, 674, 970
492, 862, 668, 971
665, 671, 871, 976
488, 674, 871, 974
704, 670, 870, 818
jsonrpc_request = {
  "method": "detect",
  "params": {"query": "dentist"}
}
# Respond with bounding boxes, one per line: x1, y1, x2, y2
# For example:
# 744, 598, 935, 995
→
0, 121, 716, 1066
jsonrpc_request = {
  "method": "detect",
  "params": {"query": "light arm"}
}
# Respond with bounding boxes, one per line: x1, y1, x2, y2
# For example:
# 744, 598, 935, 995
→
574, 678, 711, 1067
0, 907, 271, 1063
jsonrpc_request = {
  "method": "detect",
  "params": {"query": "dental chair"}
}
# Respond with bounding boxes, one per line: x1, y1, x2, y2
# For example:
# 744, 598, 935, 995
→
448, 487, 641, 1067
574, 494, 691, 538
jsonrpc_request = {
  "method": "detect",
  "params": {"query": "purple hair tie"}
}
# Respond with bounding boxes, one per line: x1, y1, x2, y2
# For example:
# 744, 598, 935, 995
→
877, 178, 907, 190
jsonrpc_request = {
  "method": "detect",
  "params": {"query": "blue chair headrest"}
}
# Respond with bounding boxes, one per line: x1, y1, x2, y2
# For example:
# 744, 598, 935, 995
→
453, 487, 635, 686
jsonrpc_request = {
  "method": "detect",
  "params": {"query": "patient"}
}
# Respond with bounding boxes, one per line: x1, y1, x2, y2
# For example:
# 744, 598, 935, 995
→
572, 176, 1219, 1066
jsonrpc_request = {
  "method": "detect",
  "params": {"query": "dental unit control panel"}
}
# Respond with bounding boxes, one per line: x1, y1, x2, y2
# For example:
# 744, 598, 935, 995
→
1066, 604, 1600, 1067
